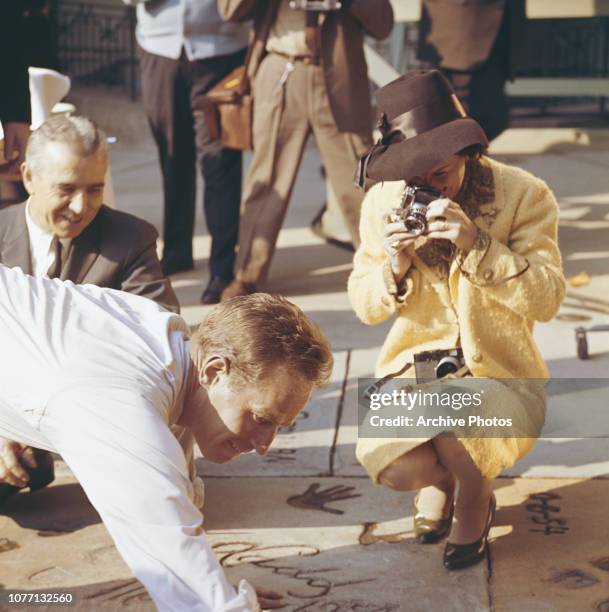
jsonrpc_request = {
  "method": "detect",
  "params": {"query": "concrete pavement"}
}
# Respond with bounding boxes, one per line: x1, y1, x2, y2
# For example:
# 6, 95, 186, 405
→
1, 123, 609, 611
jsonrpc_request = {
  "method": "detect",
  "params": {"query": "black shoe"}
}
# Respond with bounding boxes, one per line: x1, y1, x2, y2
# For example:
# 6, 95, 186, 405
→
201, 277, 231, 305
443, 494, 496, 570
414, 491, 455, 544
161, 258, 194, 276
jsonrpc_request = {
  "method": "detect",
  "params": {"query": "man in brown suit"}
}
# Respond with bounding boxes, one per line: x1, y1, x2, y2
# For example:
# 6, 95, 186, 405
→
0, 115, 179, 503
418, 0, 526, 141
219, 0, 394, 298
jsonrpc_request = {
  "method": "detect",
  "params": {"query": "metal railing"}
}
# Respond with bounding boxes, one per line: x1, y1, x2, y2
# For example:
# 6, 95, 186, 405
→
51, 0, 138, 99
50, 3, 609, 110
519, 17, 609, 78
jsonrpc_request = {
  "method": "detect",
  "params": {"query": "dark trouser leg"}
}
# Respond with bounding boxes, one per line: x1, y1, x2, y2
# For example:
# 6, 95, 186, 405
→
139, 47, 196, 269
443, 10, 510, 142
190, 49, 246, 281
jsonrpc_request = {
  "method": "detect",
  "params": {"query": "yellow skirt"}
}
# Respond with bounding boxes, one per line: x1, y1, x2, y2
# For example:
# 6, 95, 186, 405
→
356, 376, 546, 483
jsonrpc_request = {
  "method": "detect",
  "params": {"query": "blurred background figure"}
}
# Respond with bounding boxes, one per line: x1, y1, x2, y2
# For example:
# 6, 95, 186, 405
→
219, 0, 394, 299
417, 0, 526, 141
0, 3, 31, 171
124, 0, 249, 304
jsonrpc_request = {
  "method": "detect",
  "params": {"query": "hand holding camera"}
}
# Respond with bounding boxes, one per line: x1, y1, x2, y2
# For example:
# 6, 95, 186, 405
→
424, 197, 478, 251
382, 184, 478, 280
382, 185, 439, 280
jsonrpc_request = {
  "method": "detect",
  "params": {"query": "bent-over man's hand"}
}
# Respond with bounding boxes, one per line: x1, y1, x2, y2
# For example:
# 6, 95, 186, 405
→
0, 436, 37, 488
256, 587, 285, 610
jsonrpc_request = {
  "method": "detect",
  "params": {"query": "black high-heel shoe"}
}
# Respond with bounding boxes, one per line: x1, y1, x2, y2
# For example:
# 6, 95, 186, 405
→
443, 494, 496, 570
413, 491, 455, 544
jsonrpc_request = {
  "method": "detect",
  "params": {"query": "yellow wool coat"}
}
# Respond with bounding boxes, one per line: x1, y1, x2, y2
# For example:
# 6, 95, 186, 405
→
348, 157, 566, 481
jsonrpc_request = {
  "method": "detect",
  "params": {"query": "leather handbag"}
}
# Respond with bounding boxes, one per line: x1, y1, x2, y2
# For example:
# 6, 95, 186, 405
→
200, 46, 254, 151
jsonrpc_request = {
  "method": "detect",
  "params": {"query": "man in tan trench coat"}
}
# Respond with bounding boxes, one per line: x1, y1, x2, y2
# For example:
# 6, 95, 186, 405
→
218, 0, 394, 297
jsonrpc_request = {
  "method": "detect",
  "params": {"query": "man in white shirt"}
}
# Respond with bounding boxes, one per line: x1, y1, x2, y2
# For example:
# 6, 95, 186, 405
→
0, 263, 333, 610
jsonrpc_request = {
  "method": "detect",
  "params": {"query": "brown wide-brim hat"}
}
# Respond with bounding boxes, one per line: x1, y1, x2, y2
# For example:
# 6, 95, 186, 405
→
356, 70, 488, 186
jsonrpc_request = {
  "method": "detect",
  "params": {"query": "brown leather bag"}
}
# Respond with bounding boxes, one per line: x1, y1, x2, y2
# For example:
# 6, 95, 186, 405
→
201, 53, 254, 151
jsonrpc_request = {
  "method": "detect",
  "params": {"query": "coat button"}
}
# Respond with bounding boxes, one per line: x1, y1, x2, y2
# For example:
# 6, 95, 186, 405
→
472, 353, 483, 363
381, 296, 391, 307
483, 269, 493, 281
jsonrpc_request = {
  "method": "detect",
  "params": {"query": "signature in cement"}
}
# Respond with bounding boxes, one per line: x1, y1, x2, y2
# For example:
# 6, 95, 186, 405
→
265, 448, 297, 463
291, 600, 399, 611
84, 579, 150, 605
214, 541, 374, 599
287, 483, 361, 515
551, 569, 599, 589
526, 492, 569, 536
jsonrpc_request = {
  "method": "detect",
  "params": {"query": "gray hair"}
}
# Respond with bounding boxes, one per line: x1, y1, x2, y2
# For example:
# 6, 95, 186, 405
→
25, 115, 108, 176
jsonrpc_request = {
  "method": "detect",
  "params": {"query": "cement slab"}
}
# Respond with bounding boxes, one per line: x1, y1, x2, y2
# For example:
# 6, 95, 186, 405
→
0, 474, 145, 611
194, 477, 491, 612
333, 347, 384, 478
503, 438, 609, 479
4, 475, 609, 611
491, 478, 609, 612
0, 475, 493, 612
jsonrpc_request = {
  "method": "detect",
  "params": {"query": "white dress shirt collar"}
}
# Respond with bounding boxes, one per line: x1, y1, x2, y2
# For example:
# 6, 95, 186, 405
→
25, 198, 56, 278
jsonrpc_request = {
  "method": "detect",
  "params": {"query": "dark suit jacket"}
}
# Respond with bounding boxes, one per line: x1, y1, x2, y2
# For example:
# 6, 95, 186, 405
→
0, 202, 179, 313
218, 0, 394, 135
418, 0, 526, 79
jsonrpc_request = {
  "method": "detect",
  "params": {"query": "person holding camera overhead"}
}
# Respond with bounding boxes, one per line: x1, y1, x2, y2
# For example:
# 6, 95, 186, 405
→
349, 70, 565, 570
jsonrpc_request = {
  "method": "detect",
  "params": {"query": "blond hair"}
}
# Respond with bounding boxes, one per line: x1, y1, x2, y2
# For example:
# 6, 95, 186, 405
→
191, 293, 333, 388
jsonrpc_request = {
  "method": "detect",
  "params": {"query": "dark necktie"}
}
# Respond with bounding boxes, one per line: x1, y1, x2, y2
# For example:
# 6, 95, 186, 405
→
47, 236, 63, 279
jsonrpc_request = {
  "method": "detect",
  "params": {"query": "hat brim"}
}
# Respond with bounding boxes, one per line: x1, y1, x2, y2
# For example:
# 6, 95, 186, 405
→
366, 118, 489, 183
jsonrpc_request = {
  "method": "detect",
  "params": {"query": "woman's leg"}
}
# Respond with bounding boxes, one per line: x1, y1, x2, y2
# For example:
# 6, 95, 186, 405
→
378, 441, 455, 520
432, 435, 493, 544
378, 441, 446, 491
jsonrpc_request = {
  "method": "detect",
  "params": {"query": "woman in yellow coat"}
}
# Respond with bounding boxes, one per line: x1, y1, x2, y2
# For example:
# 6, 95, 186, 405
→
349, 70, 565, 570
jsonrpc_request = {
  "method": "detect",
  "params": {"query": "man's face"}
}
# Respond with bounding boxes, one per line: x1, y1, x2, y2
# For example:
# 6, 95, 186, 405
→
410, 154, 467, 201
196, 367, 313, 464
22, 141, 107, 239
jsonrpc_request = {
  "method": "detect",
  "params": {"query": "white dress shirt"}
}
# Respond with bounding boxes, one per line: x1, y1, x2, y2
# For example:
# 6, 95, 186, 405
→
25, 199, 56, 277
123, 0, 249, 61
0, 265, 258, 612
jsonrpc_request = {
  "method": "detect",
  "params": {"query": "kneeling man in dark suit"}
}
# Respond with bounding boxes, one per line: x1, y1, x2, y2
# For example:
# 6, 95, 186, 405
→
0, 115, 179, 502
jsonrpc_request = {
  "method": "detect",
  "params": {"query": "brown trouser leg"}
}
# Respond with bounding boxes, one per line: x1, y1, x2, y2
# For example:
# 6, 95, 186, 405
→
236, 53, 371, 284
309, 63, 371, 250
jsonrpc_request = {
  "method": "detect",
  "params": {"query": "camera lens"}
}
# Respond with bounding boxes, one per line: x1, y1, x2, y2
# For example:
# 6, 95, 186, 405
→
435, 356, 462, 378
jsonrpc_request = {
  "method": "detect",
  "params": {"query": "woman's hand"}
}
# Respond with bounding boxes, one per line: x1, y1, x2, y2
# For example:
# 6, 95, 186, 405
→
425, 198, 478, 251
382, 211, 418, 281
